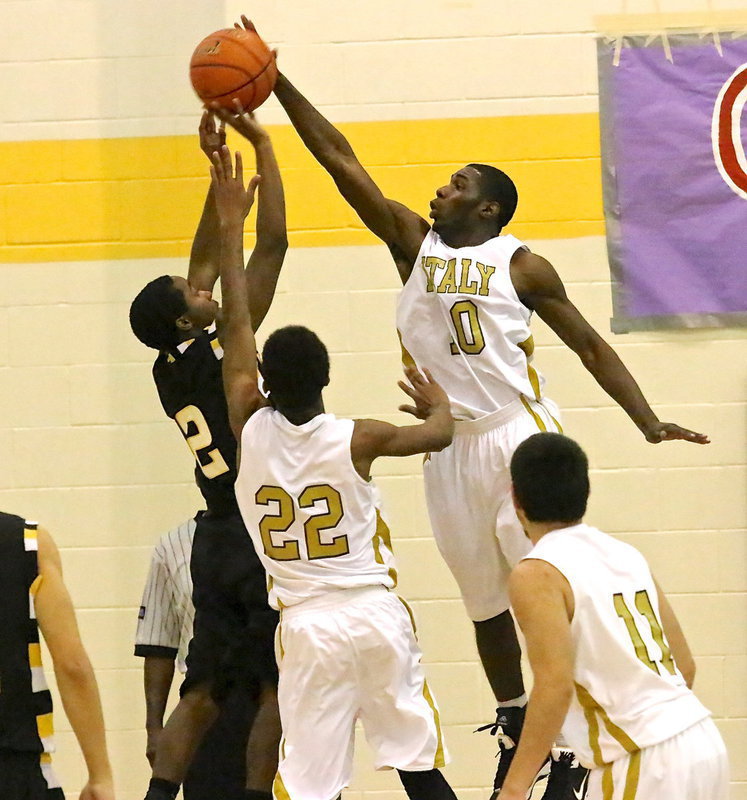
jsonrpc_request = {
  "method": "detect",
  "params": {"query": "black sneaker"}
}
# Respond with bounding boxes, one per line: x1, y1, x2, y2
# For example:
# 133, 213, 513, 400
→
476, 706, 526, 799
544, 749, 590, 800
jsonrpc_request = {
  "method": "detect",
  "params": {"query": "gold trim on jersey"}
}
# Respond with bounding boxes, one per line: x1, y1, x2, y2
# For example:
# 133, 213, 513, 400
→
517, 336, 543, 401
29, 643, 43, 668
575, 682, 639, 768
29, 574, 42, 597
36, 711, 54, 741
397, 330, 417, 370
372, 510, 398, 586
520, 395, 547, 431
24, 525, 38, 551
272, 768, 292, 800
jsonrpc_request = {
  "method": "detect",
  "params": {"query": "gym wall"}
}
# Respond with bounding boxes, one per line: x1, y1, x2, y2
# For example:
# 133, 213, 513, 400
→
0, 1, 743, 797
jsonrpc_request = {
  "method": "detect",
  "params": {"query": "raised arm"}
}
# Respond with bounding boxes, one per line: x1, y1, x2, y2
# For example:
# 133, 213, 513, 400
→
350, 367, 454, 479
498, 559, 576, 800
187, 111, 228, 292
213, 103, 288, 331
35, 527, 114, 800
211, 144, 266, 439
511, 250, 710, 445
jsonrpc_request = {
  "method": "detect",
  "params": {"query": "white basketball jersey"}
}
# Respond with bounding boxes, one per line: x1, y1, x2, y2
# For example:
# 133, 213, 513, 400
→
526, 524, 710, 768
396, 230, 548, 420
236, 408, 397, 609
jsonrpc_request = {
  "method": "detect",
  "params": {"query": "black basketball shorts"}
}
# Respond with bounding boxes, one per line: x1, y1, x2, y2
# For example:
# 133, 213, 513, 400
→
0, 750, 66, 800
182, 511, 279, 700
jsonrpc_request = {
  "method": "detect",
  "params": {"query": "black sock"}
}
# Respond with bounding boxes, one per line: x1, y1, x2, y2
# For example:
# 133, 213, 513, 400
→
397, 768, 457, 800
244, 791, 272, 800
144, 778, 179, 800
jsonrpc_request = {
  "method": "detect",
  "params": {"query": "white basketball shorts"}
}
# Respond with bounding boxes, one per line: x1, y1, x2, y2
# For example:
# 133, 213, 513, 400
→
272, 586, 447, 800
586, 716, 728, 800
424, 396, 562, 621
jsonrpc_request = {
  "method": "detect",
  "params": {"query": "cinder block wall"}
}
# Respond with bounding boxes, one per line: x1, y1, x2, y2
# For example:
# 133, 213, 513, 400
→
0, 1, 744, 798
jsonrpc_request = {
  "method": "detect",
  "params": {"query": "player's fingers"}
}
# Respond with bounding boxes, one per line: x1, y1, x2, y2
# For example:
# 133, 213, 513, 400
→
397, 380, 418, 399
235, 150, 244, 183
246, 174, 261, 202
232, 97, 246, 117
241, 15, 257, 32
398, 404, 420, 418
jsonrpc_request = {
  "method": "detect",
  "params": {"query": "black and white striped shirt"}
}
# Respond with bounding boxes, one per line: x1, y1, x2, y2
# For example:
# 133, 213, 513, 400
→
134, 518, 196, 673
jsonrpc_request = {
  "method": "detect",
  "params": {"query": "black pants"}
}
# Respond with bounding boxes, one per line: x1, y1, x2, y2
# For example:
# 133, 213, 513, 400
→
182, 511, 279, 701
0, 750, 65, 800
183, 682, 258, 800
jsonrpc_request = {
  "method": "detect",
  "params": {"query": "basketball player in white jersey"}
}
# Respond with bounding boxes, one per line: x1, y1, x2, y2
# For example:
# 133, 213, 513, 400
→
210, 140, 458, 800
499, 432, 728, 800
235, 15, 712, 791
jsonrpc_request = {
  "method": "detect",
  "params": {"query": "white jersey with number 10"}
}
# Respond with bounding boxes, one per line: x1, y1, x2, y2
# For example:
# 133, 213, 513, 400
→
396, 229, 549, 421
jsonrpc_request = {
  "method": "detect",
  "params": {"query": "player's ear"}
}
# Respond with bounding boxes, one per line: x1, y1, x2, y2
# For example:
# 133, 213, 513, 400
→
480, 199, 500, 221
175, 315, 192, 331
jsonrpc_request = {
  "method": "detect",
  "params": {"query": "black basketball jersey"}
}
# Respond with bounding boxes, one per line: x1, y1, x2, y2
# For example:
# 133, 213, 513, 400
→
0, 514, 55, 754
153, 324, 239, 515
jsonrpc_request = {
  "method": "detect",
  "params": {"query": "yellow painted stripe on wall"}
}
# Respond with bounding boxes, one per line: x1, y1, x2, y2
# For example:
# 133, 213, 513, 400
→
0, 113, 602, 263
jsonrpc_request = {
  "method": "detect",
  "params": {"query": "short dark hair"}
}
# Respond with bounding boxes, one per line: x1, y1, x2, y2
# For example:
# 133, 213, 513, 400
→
261, 326, 330, 409
467, 163, 518, 229
129, 275, 187, 352
510, 433, 590, 523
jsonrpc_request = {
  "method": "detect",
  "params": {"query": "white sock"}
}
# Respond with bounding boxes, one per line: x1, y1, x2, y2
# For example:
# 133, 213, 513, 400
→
497, 693, 528, 709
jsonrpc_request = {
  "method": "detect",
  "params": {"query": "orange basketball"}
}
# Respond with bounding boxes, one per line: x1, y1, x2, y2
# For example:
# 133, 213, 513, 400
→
189, 28, 277, 112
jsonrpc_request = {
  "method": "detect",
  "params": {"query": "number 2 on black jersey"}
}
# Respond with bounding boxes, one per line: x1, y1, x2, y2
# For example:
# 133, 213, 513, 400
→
175, 405, 230, 479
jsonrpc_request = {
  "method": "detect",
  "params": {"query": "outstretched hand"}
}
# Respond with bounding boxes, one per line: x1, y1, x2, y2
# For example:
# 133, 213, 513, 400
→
398, 367, 450, 420
211, 99, 269, 146
198, 109, 226, 161
210, 145, 261, 226
643, 422, 710, 445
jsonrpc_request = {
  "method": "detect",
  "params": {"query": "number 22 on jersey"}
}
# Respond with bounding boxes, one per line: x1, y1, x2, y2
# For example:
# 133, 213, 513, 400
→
256, 484, 350, 561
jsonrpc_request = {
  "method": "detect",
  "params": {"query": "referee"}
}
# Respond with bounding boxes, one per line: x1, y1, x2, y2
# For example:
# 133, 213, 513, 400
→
135, 517, 257, 800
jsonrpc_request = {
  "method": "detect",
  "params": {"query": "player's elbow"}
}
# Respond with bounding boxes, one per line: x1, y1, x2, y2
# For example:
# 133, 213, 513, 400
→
54, 647, 95, 686
258, 232, 288, 256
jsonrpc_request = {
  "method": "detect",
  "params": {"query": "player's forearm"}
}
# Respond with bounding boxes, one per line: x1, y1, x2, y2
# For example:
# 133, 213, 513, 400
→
579, 339, 659, 436
188, 185, 220, 290
220, 221, 260, 411
253, 136, 287, 253
500, 679, 573, 798
54, 653, 112, 782
274, 73, 355, 167
246, 137, 288, 331
221, 221, 254, 329
144, 656, 176, 731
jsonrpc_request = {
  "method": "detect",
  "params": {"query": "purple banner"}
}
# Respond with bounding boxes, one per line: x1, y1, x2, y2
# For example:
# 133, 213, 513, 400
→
598, 33, 747, 331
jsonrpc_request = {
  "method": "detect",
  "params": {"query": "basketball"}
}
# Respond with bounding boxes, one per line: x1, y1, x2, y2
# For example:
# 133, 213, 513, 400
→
189, 27, 277, 112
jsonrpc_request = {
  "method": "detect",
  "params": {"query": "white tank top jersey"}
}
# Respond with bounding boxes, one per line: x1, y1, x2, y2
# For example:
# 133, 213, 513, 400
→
396, 229, 548, 421
236, 408, 397, 610
526, 524, 710, 768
